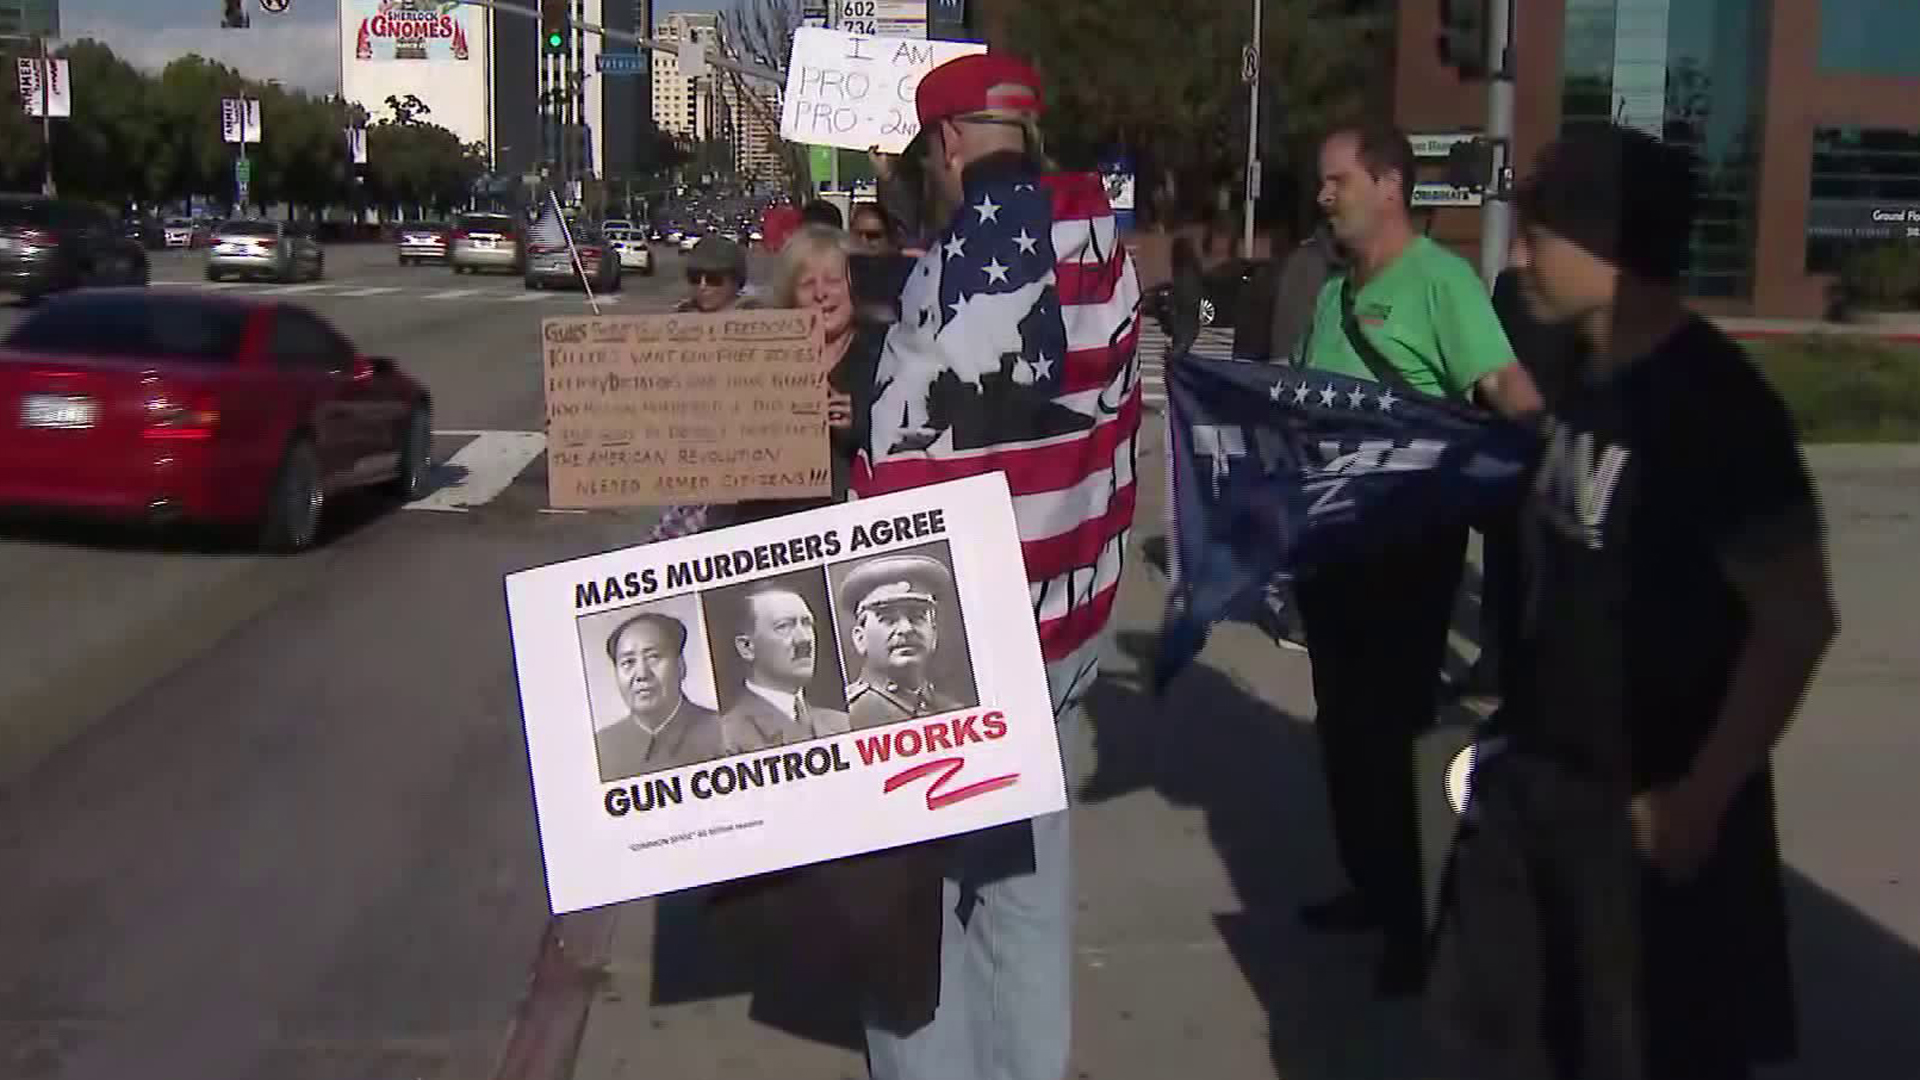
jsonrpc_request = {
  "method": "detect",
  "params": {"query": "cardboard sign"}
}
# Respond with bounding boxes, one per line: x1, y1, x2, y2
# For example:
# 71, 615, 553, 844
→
780, 27, 986, 154
505, 473, 1066, 911
543, 310, 831, 508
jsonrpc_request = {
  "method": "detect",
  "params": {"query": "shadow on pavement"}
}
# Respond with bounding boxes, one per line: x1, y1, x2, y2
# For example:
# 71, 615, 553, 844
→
1084, 627, 1920, 1079
0, 487, 405, 556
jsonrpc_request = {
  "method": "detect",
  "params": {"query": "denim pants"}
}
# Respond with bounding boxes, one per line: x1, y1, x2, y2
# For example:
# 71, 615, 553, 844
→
862, 636, 1102, 1080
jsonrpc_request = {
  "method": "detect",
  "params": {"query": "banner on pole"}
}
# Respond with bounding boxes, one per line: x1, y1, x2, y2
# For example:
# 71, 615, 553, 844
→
222, 98, 262, 144
16, 58, 72, 119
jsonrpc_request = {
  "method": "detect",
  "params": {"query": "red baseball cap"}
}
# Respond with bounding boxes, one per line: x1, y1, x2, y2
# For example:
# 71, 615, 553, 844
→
914, 52, 1046, 128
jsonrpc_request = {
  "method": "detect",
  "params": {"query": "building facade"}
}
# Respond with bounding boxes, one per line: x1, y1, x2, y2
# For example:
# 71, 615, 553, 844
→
0, 0, 57, 38
1395, 0, 1920, 317
650, 11, 721, 143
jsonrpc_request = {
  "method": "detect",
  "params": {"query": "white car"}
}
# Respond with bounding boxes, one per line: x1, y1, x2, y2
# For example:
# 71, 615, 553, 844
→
605, 229, 653, 275
600, 218, 634, 234
162, 218, 196, 248
678, 233, 701, 253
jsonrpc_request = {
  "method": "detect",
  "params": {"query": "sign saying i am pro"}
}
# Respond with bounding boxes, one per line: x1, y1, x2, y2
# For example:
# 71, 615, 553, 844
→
780, 27, 985, 154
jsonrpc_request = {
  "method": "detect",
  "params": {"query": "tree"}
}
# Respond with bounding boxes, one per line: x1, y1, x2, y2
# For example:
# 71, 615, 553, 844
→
1007, 0, 1389, 232
719, 0, 812, 202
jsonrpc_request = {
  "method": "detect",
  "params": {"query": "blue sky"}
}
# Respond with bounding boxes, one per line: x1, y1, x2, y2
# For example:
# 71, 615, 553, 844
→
60, 0, 729, 92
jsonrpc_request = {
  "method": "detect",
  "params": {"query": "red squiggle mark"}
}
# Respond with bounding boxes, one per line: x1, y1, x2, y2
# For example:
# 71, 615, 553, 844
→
883, 757, 1020, 810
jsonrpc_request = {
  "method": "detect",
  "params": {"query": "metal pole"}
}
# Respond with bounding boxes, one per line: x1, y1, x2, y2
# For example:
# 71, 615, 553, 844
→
826, 0, 840, 195
39, 36, 54, 196
574, 0, 586, 193
1478, 0, 1516, 286
449, 0, 782, 84
1240, 0, 1260, 260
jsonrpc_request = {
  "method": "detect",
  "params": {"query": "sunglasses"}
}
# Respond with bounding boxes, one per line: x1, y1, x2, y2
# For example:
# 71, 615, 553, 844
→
854, 228, 888, 243
686, 270, 735, 286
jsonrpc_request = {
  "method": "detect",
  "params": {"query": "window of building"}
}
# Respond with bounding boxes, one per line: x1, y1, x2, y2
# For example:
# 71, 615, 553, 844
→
1817, 0, 1920, 77
1805, 126, 1920, 273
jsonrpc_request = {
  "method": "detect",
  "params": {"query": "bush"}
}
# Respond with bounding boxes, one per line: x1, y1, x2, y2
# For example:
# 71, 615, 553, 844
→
1838, 244, 1920, 311
1752, 335, 1920, 443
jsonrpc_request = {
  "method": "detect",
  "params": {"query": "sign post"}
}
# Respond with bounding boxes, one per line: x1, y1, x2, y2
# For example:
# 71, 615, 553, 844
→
1240, 0, 1261, 260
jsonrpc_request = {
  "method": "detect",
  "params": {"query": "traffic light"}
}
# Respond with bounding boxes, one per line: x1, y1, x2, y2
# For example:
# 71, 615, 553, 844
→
221, 0, 249, 29
541, 0, 569, 54
1437, 0, 1487, 78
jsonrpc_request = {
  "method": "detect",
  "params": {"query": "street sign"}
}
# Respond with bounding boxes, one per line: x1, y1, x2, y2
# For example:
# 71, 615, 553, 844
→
595, 51, 647, 74
1411, 182, 1485, 208
259, 0, 291, 12
236, 179, 250, 205
1242, 45, 1259, 84
1411, 131, 1482, 158
235, 158, 252, 183
679, 41, 707, 78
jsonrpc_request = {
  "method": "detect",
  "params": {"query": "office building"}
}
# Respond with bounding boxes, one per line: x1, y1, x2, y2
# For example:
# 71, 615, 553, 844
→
651, 11, 722, 143
1391, 0, 1920, 317
0, 0, 59, 38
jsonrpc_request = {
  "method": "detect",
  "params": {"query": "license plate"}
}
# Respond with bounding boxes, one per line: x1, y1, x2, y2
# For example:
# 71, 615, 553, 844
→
474, 238, 496, 248
21, 394, 97, 430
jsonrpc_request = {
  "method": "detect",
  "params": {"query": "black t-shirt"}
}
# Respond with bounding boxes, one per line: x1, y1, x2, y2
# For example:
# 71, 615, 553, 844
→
1506, 316, 1816, 788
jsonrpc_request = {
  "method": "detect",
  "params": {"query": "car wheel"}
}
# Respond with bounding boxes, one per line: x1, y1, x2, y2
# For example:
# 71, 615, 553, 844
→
400, 255, 411, 267
526, 277, 542, 290
259, 439, 324, 554
1199, 298, 1217, 327
311, 257, 324, 281
385, 406, 433, 502
206, 266, 223, 282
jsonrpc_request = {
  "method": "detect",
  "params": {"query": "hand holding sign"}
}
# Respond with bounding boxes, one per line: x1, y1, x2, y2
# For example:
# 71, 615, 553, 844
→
780, 27, 986, 155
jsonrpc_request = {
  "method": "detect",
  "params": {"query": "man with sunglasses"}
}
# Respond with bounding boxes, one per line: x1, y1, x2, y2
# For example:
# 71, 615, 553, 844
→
675, 235, 758, 313
852, 52, 1144, 1080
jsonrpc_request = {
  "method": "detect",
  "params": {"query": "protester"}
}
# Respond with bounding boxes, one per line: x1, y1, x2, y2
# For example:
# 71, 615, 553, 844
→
848, 201, 896, 255
674, 235, 757, 313
851, 52, 1143, 1079
1290, 121, 1543, 996
1165, 236, 1204, 361
1269, 222, 1344, 364
800, 197, 845, 230
1429, 123, 1837, 1080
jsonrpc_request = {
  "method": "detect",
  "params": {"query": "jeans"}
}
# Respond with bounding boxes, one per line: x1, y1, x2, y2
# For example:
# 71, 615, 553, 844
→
862, 636, 1101, 1080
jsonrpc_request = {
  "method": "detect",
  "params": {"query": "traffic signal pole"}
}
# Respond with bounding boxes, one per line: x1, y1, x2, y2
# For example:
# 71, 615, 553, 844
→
1478, 0, 1515, 285
453, 0, 783, 83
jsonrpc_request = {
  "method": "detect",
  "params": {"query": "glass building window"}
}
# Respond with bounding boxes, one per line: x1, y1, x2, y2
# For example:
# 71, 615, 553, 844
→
1818, 0, 1920, 77
1805, 127, 1920, 273
1559, 0, 1769, 299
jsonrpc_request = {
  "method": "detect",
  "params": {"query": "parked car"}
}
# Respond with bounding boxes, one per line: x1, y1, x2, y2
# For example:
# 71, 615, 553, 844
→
0, 194, 150, 302
395, 221, 450, 265
605, 229, 653, 275
0, 289, 432, 552
205, 220, 324, 283
677, 232, 701, 253
448, 212, 524, 275
162, 218, 196, 249
525, 226, 621, 292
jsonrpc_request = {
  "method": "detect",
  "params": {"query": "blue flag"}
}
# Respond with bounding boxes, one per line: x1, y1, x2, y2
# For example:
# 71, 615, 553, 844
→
1156, 353, 1537, 692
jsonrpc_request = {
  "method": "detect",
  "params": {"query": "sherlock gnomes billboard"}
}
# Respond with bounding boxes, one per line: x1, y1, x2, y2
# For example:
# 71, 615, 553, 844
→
352, 0, 473, 62
339, 0, 491, 146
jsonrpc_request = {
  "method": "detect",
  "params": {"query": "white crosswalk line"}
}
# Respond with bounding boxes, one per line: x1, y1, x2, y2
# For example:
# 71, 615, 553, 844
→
271, 284, 335, 294
423, 288, 483, 300
506, 291, 549, 302
407, 430, 546, 512
332, 286, 402, 297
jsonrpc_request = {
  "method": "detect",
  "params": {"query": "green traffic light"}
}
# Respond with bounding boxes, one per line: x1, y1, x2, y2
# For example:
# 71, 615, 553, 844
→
547, 33, 563, 48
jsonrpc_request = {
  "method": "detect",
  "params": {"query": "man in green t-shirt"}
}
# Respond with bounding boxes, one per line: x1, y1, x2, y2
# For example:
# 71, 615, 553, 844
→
1290, 122, 1544, 997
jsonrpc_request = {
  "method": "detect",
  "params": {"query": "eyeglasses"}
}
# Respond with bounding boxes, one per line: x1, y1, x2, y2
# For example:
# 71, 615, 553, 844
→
686, 270, 734, 287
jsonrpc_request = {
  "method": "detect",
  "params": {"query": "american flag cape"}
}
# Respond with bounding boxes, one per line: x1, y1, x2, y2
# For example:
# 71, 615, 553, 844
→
851, 170, 1144, 662
1156, 352, 1537, 691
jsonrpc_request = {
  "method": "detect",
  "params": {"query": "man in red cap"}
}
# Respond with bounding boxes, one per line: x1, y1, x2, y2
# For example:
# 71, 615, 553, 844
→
851, 51, 1145, 1080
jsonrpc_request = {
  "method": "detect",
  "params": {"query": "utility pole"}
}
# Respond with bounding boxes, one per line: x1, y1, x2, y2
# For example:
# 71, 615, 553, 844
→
826, 0, 840, 196
1477, 0, 1515, 285
37, 35, 53, 196
1241, 0, 1261, 260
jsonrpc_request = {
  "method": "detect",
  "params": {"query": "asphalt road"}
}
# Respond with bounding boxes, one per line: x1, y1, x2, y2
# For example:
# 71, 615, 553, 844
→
0, 241, 701, 1080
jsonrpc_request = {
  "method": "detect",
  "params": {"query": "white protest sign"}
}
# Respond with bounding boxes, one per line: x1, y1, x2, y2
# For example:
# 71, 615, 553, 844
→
780, 26, 986, 154
506, 473, 1066, 912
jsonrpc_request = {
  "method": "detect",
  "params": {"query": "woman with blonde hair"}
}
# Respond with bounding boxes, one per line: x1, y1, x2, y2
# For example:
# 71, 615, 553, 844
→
767, 222, 878, 504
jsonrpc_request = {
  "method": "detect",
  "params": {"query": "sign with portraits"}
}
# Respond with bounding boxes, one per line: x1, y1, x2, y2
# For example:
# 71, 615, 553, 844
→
506, 473, 1066, 912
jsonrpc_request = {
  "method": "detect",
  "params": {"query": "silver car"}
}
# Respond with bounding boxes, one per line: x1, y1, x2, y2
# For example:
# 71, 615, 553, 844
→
448, 212, 523, 275
205, 220, 323, 283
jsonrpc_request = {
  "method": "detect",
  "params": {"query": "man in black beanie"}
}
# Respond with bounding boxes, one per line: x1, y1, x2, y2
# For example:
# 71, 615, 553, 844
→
1428, 124, 1838, 1080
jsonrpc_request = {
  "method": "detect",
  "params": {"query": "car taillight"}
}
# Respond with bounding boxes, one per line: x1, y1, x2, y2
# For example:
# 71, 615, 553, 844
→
143, 391, 220, 441
579, 247, 601, 259
257, 238, 276, 248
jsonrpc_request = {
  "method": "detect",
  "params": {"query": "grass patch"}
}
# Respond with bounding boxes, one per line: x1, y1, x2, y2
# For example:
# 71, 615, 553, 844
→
1749, 335, 1920, 443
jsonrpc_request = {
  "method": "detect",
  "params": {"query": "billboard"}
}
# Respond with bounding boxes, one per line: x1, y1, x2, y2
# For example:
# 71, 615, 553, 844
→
339, 0, 491, 147
350, 0, 474, 63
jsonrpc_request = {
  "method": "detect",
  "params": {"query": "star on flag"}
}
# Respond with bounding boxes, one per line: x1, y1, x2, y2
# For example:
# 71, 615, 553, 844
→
973, 195, 1001, 224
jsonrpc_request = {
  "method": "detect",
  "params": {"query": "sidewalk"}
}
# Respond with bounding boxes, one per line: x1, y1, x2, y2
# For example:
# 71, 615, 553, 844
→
563, 436, 1920, 1080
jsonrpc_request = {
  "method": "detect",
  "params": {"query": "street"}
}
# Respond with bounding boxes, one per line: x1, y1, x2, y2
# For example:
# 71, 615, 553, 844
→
0, 241, 687, 1079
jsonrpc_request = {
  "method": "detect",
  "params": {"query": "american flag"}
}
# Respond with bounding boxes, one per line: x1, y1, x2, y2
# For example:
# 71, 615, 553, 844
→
528, 189, 571, 251
854, 171, 1144, 662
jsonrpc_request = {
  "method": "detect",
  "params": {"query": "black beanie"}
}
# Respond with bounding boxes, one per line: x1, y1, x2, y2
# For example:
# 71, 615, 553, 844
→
1516, 124, 1698, 282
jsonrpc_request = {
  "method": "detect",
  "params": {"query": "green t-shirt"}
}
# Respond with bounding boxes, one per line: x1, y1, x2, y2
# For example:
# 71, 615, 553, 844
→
1299, 236, 1515, 400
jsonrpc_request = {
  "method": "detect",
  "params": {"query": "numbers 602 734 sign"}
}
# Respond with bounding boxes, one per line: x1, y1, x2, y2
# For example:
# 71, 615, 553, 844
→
838, 0, 876, 33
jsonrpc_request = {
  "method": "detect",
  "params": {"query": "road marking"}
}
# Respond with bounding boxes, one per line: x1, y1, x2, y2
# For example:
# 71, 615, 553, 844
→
538, 507, 589, 515
271, 283, 335, 294
407, 430, 546, 512
423, 288, 482, 300
506, 291, 550, 302
332, 286, 402, 297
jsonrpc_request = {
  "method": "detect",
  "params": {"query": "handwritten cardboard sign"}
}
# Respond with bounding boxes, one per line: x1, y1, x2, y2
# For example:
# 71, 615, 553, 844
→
543, 310, 830, 508
780, 27, 986, 154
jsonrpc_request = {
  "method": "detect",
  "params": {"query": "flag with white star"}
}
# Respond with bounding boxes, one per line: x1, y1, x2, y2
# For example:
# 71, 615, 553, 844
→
855, 168, 1144, 663
1155, 352, 1538, 691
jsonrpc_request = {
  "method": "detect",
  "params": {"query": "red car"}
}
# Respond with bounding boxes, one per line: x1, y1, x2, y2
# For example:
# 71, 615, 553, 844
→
0, 289, 433, 552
